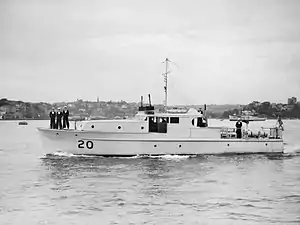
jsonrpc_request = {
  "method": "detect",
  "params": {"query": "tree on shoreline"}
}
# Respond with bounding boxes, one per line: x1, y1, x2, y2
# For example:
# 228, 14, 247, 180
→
222, 101, 300, 119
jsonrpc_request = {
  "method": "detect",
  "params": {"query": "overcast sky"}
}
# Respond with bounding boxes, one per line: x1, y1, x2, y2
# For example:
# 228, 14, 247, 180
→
1, 0, 300, 105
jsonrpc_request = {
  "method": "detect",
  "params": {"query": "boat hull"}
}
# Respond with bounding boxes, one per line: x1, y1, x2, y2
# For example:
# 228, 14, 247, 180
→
37, 128, 284, 156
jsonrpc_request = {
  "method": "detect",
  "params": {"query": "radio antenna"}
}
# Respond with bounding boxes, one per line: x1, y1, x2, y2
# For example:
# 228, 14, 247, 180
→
162, 58, 171, 108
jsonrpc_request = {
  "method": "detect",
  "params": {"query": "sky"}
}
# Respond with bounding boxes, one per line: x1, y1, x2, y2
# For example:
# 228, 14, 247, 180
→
1, 0, 300, 105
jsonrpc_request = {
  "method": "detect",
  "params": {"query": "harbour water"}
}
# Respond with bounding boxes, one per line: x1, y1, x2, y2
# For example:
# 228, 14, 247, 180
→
0, 120, 299, 224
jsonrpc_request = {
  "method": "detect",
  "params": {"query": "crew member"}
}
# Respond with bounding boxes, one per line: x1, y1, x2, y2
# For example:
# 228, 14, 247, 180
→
198, 108, 203, 114
56, 107, 63, 129
62, 106, 70, 129
49, 107, 56, 129
276, 115, 284, 130
276, 115, 284, 138
235, 118, 243, 139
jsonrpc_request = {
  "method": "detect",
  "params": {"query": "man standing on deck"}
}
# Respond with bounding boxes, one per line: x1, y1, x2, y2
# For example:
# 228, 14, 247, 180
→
49, 107, 56, 129
56, 107, 63, 129
235, 118, 243, 139
198, 108, 203, 114
276, 115, 284, 130
62, 106, 70, 129
275, 115, 284, 138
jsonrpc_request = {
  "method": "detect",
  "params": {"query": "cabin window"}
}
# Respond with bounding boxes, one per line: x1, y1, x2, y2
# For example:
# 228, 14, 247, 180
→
192, 117, 208, 127
149, 117, 157, 132
170, 117, 179, 124
149, 116, 167, 133
159, 117, 169, 123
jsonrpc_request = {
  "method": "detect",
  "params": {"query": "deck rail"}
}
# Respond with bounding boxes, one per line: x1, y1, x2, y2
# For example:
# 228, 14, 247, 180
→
220, 127, 283, 139
264, 127, 283, 139
220, 127, 237, 139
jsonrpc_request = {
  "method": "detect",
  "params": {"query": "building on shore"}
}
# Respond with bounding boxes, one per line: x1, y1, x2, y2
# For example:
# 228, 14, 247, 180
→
288, 97, 297, 105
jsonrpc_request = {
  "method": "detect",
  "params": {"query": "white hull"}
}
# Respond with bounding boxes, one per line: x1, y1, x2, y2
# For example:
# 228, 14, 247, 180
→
38, 128, 284, 156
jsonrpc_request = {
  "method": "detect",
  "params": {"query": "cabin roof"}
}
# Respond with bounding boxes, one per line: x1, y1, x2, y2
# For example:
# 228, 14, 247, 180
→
83, 119, 145, 123
152, 112, 203, 118
136, 108, 203, 118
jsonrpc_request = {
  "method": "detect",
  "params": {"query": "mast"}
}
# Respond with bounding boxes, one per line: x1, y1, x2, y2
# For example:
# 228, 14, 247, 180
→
162, 58, 171, 109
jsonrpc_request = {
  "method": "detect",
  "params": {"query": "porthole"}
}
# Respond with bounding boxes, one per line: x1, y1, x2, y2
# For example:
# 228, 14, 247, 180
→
118, 126, 122, 129
141, 126, 144, 130
154, 144, 157, 147
227, 144, 230, 147
91, 125, 94, 128
179, 144, 182, 148
265, 143, 268, 146
75, 134, 78, 137
56, 133, 59, 136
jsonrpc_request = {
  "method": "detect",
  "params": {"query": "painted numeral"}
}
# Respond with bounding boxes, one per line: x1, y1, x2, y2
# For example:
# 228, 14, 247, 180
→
77, 140, 94, 149
78, 140, 84, 148
86, 141, 94, 149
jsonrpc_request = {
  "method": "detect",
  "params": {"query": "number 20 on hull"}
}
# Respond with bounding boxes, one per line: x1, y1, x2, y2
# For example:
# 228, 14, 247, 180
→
77, 140, 94, 149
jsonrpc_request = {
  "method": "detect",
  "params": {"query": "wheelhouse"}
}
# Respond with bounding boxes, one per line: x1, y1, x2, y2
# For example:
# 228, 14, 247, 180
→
145, 110, 208, 134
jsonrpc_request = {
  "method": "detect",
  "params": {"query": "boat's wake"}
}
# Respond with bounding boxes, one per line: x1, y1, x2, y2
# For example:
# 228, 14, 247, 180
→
284, 144, 300, 154
41, 151, 95, 159
41, 152, 195, 161
41, 147, 300, 161
147, 155, 194, 161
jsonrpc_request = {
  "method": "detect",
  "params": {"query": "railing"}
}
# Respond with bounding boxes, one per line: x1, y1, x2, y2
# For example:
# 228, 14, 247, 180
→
220, 127, 237, 139
188, 127, 283, 139
267, 127, 283, 139
221, 127, 283, 139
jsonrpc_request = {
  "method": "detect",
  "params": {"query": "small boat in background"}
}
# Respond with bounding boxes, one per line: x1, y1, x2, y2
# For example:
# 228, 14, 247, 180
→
18, 121, 28, 125
229, 110, 267, 122
229, 115, 266, 122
